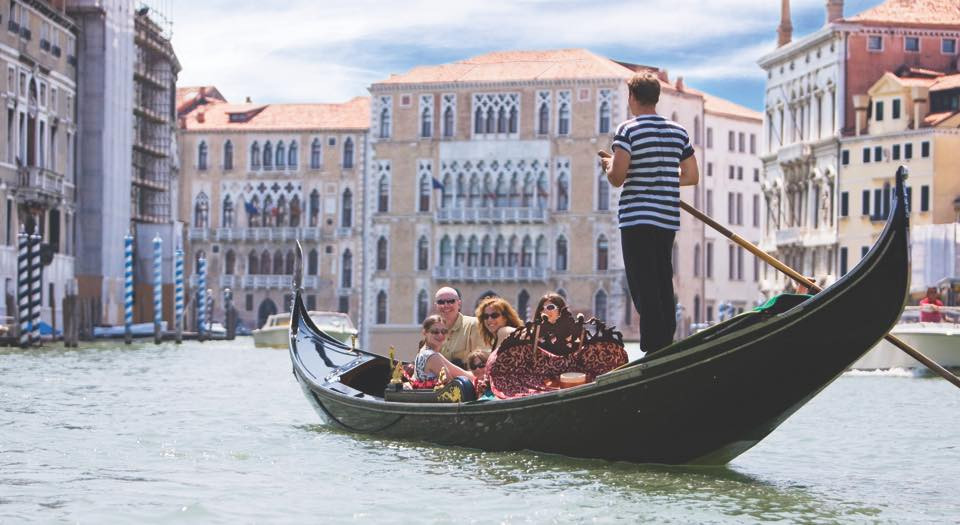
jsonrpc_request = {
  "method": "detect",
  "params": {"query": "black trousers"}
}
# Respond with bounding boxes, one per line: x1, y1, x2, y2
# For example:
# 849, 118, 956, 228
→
620, 225, 676, 353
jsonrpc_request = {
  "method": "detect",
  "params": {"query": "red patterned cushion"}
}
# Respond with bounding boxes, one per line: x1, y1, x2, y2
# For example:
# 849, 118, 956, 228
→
486, 340, 627, 399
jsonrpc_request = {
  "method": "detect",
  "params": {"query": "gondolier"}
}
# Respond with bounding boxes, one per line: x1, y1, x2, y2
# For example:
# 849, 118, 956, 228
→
601, 72, 699, 353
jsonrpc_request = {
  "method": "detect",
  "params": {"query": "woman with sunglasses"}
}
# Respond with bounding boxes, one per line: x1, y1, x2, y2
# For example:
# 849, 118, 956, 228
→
413, 314, 475, 384
475, 296, 524, 355
533, 293, 573, 356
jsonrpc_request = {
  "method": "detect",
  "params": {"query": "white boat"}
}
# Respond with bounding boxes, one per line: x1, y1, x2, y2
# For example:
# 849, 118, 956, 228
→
851, 306, 960, 370
253, 311, 357, 348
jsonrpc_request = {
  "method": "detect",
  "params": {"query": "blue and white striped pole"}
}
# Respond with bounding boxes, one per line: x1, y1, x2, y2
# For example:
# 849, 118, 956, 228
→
197, 257, 207, 340
174, 248, 184, 344
153, 235, 163, 344
124, 233, 134, 345
17, 227, 30, 348
29, 227, 42, 346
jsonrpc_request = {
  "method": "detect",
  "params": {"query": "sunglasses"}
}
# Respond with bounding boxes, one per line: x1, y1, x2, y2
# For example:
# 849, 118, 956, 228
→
470, 361, 486, 369
481, 312, 502, 320
435, 298, 458, 306
429, 328, 449, 335
544, 304, 558, 311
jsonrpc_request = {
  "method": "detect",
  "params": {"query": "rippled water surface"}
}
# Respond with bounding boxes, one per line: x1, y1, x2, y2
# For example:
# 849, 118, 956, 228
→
2, 339, 958, 523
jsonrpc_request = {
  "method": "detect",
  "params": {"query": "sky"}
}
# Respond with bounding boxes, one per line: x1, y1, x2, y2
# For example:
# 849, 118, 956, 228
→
170, 0, 886, 111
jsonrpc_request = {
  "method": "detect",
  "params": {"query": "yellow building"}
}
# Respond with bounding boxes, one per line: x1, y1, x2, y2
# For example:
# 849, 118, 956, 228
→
839, 69, 960, 284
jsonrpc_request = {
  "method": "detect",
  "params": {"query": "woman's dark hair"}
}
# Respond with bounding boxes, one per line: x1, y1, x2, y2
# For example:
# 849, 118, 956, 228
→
534, 293, 567, 321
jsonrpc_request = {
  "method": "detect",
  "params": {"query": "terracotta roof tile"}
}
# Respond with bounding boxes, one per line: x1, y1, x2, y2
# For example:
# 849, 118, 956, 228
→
846, 0, 960, 27
176, 86, 225, 116
931, 73, 960, 91
182, 96, 370, 131
923, 111, 957, 126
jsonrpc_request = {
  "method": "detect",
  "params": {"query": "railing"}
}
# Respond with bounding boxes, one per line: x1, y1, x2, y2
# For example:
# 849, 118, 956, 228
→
435, 206, 548, 224
16, 167, 65, 205
777, 142, 812, 165
773, 227, 836, 248
432, 266, 548, 282
188, 227, 209, 241
213, 227, 327, 242
774, 227, 802, 247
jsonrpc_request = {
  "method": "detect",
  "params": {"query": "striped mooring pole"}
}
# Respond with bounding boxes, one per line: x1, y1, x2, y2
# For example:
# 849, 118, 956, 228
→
197, 257, 207, 341
28, 227, 42, 346
16, 227, 30, 348
152, 235, 163, 344
124, 233, 134, 345
174, 248, 184, 344
206, 288, 213, 339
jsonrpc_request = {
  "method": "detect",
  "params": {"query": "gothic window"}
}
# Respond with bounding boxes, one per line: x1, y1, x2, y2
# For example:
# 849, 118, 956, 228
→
555, 236, 568, 271
556, 173, 569, 211
194, 192, 209, 227
419, 175, 431, 212
377, 237, 388, 271
454, 235, 466, 267
535, 235, 547, 268
250, 141, 260, 169
557, 102, 570, 135
538, 103, 549, 135
443, 107, 454, 137
494, 235, 506, 266
420, 94, 433, 138
263, 195, 275, 227
474, 107, 484, 134
497, 106, 506, 133
481, 235, 492, 266
442, 94, 456, 137
536, 173, 548, 208
379, 107, 391, 138
376, 290, 387, 324
248, 195, 260, 227
310, 138, 321, 169
417, 236, 429, 271
309, 190, 320, 226
509, 106, 518, 133
247, 250, 259, 274
467, 236, 479, 267
308, 248, 318, 275
469, 174, 481, 207
263, 141, 273, 169
522, 172, 535, 207
485, 107, 495, 134
273, 250, 284, 275
288, 141, 298, 168
599, 101, 611, 134
473, 93, 520, 136
276, 195, 287, 227
341, 188, 352, 228
285, 250, 295, 275
260, 250, 272, 275
439, 235, 452, 267
597, 235, 609, 271
594, 289, 608, 320
341, 249, 353, 287
597, 170, 609, 211
223, 140, 234, 170
509, 174, 520, 207
508, 235, 519, 266
225, 249, 236, 275
520, 235, 533, 267
222, 195, 234, 227
289, 195, 301, 227
456, 174, 466, 206
517, 290, 530, 321
417, 289, 429, 323
275, 141, 285, 169
377, 175, 389, 213
198, 141, 208, 170
342, 137, 354, 169
495, 174, 508, 207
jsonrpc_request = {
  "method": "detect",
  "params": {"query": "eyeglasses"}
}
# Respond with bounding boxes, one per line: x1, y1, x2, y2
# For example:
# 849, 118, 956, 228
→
470, 361, 486, 369
435, 298, 458, 306
544, 304, 558, 311
481, 312, 502, 320
429, 328, 449, 335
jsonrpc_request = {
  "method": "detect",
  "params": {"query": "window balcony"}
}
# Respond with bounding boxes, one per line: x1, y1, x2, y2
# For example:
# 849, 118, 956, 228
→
435, 206, 548, 224
432, 266, 548, 282
16, 167, 64, 208
336, 227, 353, 238
774, 227, 803, 247
219, 275, 238, 289
240, 274, 299, 289
188, 227, 209, 241
213, 226, 305, 243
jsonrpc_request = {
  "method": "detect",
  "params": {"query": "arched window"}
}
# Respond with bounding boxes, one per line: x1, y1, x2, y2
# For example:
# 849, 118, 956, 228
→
469, 174, 481, 207
521, 235, 533, 267
439, 236, 452, 267
260, 250, 272, 275
495, 173, 508, 207
310, 138, 322, 169
421, 107, 432, 138
597, 235, 609, 271
507, 235, 519, 266
376, 290, 387, 324
416, 289, 430, 323
225, 250, 236, 275
308, 248, 318, 275
556, 236, 568, 271
341, 188, 352, 228
597, 172, 609, 211
485, 107, 495, 134
342, 137, 354, 169
263, 141, 273, 169
441, 174, 453, 208
417, 236, 429, 271
223, 140, 233, 170
454, 235, 466, 267
482, 173, 494, 208
508, 106, 518, 133
694, 243, 701, 277
247, 250, 259, 274
694, 295, 701, 324
443, 106, 454, 137
262, 195, 274, 227
276, 195, 287, 227
222, 195, 234, 227
288, 141, 298, 168
557, 173, 569, 211
558, 102, 570, 135
474, 107, 483, 134
376, 237, 388, 271
693, 116, 701, 146
193, 192, 209, 227
289, 195, 301, 227
418, 175, 430, 212
481, 235, 492, 266
247, 195, 260, 227
285, 250, 295, 275
341, 250, 352, 288
497, 106, 506, 133
599, 101, 611, 133
273, 250, 284, 275
538, 103, 549, 135
456, 174, 466, 207
517, 289, 530, 321
250, 141, 260, 169
594, 289, 608, 320
494, 235, 506, 267
379, 108, 390, 139
467, 236, 479, 267
275, 141, 285, 169
198, 141, 208, 170
535, 235, 547, 268
522, 172, 535, 207
536, 173, 548, 208
309, 190, 320, 226
377, 175, 389, 213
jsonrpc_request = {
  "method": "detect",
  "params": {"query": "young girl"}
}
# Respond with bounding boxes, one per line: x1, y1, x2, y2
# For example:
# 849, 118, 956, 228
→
414, 315, 475, 383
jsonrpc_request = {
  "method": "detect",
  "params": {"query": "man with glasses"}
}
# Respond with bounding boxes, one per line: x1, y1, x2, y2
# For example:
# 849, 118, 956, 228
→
434, 286, 482, 367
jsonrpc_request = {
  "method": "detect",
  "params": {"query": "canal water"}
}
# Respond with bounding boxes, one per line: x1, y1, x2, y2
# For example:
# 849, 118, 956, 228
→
2, 339, 958, 523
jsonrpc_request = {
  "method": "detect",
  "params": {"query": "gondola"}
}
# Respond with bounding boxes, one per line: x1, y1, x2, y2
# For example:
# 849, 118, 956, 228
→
287, 170, 910, 465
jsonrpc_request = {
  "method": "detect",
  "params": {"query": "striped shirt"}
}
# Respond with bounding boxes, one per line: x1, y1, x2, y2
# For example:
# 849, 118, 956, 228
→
611, 115, 694, 231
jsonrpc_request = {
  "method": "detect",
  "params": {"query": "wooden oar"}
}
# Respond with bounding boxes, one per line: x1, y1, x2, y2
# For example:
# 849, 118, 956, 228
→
678, 199, 960, 389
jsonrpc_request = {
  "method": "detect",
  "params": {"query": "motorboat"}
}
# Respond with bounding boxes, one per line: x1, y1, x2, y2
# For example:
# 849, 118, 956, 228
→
851, 306, 960, 370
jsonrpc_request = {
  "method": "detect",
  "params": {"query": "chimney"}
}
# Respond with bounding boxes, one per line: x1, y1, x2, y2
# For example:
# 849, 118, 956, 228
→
245, 96, 252, 103
778, 0, 793, 47
911, 86, 928, 130
675, 76, 685, 91
658, 69, 669, 83
852, 95, 870, 135
826, 0, 843, 23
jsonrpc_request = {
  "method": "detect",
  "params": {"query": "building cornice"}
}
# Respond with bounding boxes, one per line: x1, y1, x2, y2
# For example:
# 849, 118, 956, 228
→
180, 127, 369, 134
369, 77, 628, 94
758, 26, 839, 68
840, 127, 960, 144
